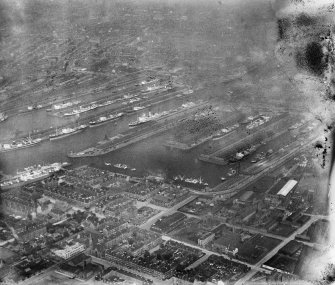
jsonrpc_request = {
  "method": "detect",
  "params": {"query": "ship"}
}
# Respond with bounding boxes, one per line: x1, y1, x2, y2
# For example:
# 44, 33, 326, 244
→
63, 103, 98, 116
182, 89, 194, 95
141, 85, 164, 93
229, 145, 257, 163
0, 135, 42, 153
113, 164, 128, 169
126, 105, 150, 114
98, 100, 114, 108
174, 176, 208, 186
0, 112, 8, 123
89, 112, 124, 127
181, 102, 196, 109
212, 123, 239, 141
246, 115, 271, 130
49, 124, 87, 140
128, 111, 169, 128
133, 106, 145, 111
0, 162, 69, 190
128, 114, 151, 127
46, 100, 81, 112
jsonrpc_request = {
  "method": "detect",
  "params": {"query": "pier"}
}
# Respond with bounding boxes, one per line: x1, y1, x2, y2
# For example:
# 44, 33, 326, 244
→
68, 101, 210, 158
198, 114, 288, 166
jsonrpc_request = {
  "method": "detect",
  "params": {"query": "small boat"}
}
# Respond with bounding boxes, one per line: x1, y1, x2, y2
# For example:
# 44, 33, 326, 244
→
105, 162, 111, 166
221, 177, 226, 181
114, 164, 128, 169
131, 168, 136, 171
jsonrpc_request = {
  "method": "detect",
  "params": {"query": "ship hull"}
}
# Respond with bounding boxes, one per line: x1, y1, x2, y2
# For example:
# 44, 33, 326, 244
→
128, 121, 150, 128
63, 107, 98, 117
0, 140, 42, 153
89, 115, 123, 128
50, 128, 85, 141
1, 173, 51, 190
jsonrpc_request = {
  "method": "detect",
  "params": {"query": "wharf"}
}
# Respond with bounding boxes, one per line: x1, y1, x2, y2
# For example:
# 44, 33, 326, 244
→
163, 110, 243, 151
163, 135, 213, 151
68, 101, 210, 158
198, 114, 288, 166
1, 87, 191, 145
195, 134, 321, 197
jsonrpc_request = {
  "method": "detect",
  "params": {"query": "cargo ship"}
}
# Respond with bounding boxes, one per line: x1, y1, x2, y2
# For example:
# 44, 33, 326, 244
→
126, 105, 150, 114
89, 112, 124, 127
212, 123, 239, 141
246, 115, 271, 130
98, 100, 115, 107
173, 175, 208, 186
0, 112, 8, 123
0, 135, 42, 153
113, 164, 128, 169
46, 100, 81, 112
0, 162, 69, 190
49, 125, 87, 140
128, 111, 169, 128
63, 103, 98, 116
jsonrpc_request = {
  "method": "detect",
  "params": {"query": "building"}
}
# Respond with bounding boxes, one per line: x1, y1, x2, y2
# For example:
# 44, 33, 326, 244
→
104, 198, 135, 217
49, 207, 66, 221
52, 242, 85, 259
67, 253, 92, 268
56, 254, 100, 281
277, 180, 298, 196
151, 212, 187, 233
198, 232, 215, 247
2, 191, 36, 217
212, 232, 240, 256
18, 221, 47, 242
235, 191, 254, 205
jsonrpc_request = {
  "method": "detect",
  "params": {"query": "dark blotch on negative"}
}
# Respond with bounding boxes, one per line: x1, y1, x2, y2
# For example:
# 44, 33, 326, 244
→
305, 42, 327, 76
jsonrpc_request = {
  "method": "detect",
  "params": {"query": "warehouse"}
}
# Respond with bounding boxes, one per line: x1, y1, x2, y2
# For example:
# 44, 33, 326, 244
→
277, 180, 298, 197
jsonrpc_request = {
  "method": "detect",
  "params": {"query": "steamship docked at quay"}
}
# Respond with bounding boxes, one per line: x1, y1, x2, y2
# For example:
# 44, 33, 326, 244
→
89, 112, 124, 127
0, 162, 69, 190
49, 124, 88, 140
0, 135, 42, 153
